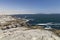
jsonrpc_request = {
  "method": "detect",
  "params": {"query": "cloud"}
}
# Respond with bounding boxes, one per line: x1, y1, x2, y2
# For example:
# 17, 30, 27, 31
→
0, 8, 60, 15
0, 10, 35, 15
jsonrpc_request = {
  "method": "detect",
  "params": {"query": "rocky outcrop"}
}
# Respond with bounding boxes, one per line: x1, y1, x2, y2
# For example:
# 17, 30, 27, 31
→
0, 27, 60, 40
0, 15, 60, 40
0, 15, 29, 30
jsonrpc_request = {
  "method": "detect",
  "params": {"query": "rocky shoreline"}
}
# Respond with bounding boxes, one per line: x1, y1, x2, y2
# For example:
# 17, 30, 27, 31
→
0, 15, 60, 40
0, 15, 30, 30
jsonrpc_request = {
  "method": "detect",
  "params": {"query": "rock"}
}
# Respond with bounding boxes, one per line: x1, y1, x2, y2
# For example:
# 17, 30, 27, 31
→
0, 15, 29, 30
0, 15, 60, 40
0, 27, 60, 40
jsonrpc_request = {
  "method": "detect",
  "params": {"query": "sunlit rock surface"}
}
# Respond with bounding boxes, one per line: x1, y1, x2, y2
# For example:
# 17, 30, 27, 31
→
0, 15, 28, 30
0, 15, 60, 40
0, 16, 16, 23
0, 27, 60, 40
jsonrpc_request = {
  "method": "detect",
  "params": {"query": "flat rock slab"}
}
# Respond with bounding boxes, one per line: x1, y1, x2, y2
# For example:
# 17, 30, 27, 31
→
0, 27, 60, 40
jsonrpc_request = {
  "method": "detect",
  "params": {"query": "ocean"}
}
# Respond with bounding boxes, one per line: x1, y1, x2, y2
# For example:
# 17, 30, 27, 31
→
12, 14, 60, 29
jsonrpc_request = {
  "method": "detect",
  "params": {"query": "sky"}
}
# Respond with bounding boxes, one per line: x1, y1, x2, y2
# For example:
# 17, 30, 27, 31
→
0, 0, 60, 15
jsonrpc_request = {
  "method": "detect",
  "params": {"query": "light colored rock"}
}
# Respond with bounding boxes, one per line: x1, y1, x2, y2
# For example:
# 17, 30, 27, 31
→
0, 16, 16, 24
0, 27, 60, 40
0, 15, 60, 40
0, 15, 28, 30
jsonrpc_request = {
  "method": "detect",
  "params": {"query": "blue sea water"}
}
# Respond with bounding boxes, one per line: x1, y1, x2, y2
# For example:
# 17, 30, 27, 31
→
12, 14, 60, 29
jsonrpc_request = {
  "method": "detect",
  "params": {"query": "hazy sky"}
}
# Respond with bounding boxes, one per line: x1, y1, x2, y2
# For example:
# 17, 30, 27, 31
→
0, 0, 60, 15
